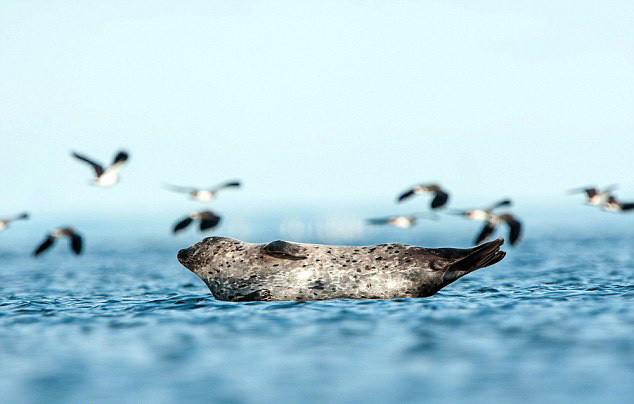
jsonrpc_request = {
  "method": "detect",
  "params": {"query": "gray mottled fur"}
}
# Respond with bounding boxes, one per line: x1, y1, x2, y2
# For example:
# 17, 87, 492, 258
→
177, 237, 506, 302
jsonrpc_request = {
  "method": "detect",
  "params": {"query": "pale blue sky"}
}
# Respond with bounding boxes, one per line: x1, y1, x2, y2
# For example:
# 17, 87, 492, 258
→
1, 0, 634, 220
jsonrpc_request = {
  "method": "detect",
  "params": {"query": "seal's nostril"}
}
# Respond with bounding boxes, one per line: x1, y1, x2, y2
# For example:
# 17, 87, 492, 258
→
177, 248, 189, 263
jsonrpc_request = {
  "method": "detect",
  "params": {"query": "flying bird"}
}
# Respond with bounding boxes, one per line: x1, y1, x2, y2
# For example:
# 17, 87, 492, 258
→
71, 150, 129, 187
173, 211, 222, 234
397, 184, 449, 209
568, 185, 617, 206
602, 195, 634, 212
446, 199, 512, 221
0, 212, 29, 232
474, 213, 522, 246
366, 212, 438, 229
33, 227, 83, 256
163, 180, 241, 202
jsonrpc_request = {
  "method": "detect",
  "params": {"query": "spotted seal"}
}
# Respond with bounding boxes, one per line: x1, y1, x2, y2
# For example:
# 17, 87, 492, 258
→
177, 237, 506, 302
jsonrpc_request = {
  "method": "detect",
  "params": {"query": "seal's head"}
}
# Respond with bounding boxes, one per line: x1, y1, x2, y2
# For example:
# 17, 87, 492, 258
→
177, 236, 311, 277
177, 236, 237, 275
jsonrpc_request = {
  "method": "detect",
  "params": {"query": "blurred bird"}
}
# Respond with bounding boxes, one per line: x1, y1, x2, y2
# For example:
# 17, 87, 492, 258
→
446, 199, 512, 221
602, 195, 634, 212
71, 150, 129, 187
163, 180, 241, 202
0, 212, 29, 232
33, 227, 83, 256
397, 184, 449, 209
568, 185, 617, 206
366, 212, 438, 229
173, 211, 222, 234
474, 213, 522, 246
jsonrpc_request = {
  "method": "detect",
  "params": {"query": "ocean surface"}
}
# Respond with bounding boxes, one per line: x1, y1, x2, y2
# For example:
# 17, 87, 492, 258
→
1, 211, 633, 403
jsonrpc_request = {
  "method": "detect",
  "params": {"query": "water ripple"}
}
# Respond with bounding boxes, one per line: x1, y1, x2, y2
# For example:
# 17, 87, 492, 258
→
1, 236, 634, 403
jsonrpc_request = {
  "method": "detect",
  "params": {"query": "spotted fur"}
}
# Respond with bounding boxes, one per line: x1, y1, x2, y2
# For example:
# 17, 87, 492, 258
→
177, 237, 506, 302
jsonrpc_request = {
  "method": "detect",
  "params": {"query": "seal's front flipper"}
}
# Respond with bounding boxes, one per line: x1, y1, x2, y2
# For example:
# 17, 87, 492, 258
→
234, 289, 272, 302
263, 240, 308, 260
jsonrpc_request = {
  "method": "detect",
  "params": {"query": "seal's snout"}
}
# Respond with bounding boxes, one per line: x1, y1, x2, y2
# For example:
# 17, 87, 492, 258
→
177, 247, 191, 266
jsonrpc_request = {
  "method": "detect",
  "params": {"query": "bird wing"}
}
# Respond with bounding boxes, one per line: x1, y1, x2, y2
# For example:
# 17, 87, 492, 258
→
486, 199, 512, 211
210, 180, 241, 192
567, 186, 597, 197
474, 222, 496, 245
71, 152, 104, 176
430, 190, 449, 209
162, 183, 198, 194
6, 212, 29, 222
501, 215, 522, 245
13, 212, 29, 221
397, 188, 417, 202
33, 235, 56, 256
601, 184, 619, 194
70, 233, 83, 255
173, 217, 194, 233
105, 151, 129, 174
445, 209, 468, 216
199, 213, 221, 231
366, 217, 391, 225
112, 151, 129, 165
618, 202, 634, 211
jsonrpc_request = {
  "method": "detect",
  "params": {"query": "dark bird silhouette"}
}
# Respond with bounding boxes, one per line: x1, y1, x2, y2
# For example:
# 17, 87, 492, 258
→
173, 211, 222, 234
474, 213, 522, 246
163, 180, 241, 202
568, 185, 617, 206
397, 184, 449, 209
603, 195, 634, 212
33, 227, 83, 256
71, 150, 129, 187
366, 212, 438, 229
0, 212, 29, 232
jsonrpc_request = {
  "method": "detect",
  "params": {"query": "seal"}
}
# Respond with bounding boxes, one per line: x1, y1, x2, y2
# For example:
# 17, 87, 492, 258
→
177, 237, 506, 302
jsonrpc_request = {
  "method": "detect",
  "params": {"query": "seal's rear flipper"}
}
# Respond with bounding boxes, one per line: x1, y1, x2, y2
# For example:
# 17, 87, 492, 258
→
448, 238, 506, 274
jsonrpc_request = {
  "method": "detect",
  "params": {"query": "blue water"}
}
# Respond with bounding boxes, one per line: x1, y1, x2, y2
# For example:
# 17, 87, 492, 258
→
1, 216, 633, 403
